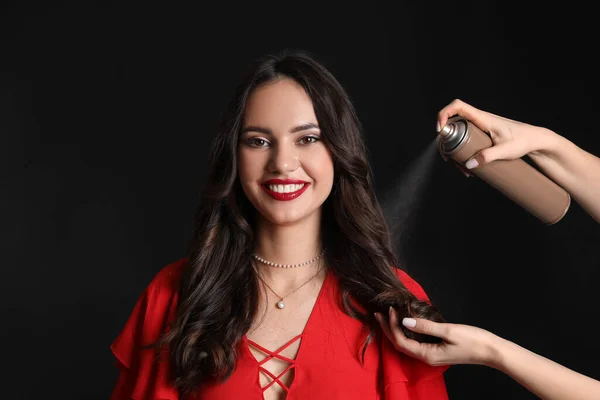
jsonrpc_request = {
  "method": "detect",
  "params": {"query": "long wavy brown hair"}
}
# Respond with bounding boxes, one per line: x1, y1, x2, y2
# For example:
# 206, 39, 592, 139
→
158, 49, 445, 397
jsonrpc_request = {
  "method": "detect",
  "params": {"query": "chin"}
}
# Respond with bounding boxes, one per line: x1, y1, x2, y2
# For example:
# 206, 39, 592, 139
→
262, 209, 308, 226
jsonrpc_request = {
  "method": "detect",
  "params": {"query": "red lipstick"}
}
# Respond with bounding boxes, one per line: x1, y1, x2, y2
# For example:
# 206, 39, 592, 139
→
261, 179, 309, 201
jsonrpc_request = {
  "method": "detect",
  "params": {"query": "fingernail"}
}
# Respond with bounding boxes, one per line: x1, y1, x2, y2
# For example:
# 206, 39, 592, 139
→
374, 312, 380, 321
436, 121, 441, 132
389, 306, 393, 316
465, 158, 479, 169
402, 318, 416, 328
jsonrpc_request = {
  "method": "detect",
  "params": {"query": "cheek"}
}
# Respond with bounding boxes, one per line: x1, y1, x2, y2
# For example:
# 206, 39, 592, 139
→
308, 150, 335, 184
237, 150, 259, 183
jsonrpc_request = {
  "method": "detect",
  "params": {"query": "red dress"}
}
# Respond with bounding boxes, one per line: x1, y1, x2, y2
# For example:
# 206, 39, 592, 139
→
110, 258, 450, 399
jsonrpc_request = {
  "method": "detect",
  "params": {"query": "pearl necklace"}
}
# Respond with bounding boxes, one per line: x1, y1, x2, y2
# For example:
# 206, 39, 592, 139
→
252, 250, 325, 309
251, 250, 325, 269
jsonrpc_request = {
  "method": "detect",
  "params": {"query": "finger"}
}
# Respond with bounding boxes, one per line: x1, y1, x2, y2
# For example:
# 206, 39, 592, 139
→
451, 159, 475, 177
437, 99, 491, 134
400, 317, 451, 341
465, 143, 513, 168
387, 307, 426, 357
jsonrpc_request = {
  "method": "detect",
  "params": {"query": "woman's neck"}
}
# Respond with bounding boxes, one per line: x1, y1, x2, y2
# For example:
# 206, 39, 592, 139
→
253, 215, 324, 284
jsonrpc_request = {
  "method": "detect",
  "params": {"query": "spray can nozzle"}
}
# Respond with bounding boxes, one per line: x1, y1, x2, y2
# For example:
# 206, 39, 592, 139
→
439, 123, 455, 138
435, 119, 475, 177
437, 119, 468, 154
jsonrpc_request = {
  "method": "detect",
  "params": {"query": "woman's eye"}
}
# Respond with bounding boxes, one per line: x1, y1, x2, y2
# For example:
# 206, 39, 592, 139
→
248, 138, 269, 147
299, 136, 320, 145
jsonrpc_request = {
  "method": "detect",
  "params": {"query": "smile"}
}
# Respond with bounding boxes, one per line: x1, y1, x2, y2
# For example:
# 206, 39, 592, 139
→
261, 179, 309, 201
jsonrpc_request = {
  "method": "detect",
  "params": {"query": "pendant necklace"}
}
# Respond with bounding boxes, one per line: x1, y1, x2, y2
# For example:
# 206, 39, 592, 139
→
253, 253, 325, 310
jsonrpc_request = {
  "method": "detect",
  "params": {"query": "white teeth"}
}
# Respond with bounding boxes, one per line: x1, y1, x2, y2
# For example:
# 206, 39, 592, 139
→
268, 184, 305, 193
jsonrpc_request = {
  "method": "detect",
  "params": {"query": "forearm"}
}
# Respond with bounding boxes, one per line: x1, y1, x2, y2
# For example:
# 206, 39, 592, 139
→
486, 334, 600, 400
528, 129, 600, 222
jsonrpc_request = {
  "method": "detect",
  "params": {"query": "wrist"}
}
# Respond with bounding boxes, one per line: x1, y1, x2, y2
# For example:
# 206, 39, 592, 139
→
482, 332, 510, 370
529, 127, 572, 159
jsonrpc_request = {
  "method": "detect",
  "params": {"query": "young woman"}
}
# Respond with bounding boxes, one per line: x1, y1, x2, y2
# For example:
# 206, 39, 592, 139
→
110, 49, 449, 400
110, 50, 600, 400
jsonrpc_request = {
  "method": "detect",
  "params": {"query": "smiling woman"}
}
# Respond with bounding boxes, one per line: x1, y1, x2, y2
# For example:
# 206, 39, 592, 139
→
109, 49, 448, 400
240, 121, 322, 203
238, 78, 334, 226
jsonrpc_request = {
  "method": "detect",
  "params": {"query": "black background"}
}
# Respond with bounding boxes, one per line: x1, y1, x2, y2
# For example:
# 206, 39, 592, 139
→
2, 1, 599, 399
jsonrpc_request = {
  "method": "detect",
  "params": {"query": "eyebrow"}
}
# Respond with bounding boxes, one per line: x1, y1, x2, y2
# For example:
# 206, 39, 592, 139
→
240, 123, 320, 135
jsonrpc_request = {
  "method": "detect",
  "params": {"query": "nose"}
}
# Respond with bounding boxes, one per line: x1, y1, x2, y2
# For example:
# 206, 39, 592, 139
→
268, 141, 299, 173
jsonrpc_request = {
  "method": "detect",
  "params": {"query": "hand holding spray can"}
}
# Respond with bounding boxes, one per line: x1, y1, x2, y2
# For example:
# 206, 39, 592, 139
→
436, 116, 571, 225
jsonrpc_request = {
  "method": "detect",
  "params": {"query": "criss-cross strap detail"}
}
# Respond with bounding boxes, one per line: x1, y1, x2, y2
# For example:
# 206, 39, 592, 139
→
247, 334, 303, 392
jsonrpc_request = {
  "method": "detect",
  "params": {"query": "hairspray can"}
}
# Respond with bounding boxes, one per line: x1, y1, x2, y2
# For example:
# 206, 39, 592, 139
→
436, 116, 571, 225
